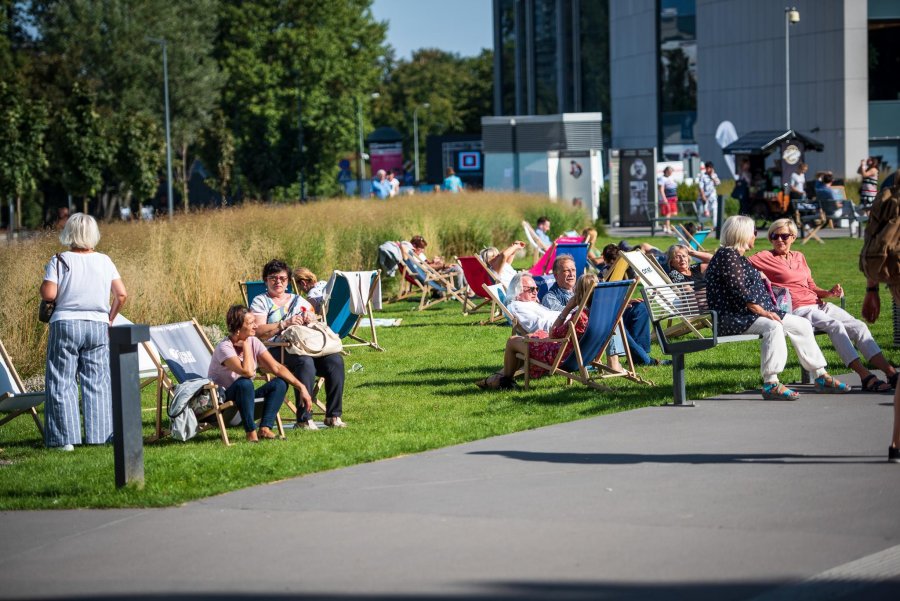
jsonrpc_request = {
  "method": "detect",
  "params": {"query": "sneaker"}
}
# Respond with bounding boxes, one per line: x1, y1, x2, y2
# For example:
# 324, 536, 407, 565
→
814, 374, 851, 394
296, 419, 319, 431
55, 444, 75, 452
324, 416, 347, 428
890, 447, 900, 463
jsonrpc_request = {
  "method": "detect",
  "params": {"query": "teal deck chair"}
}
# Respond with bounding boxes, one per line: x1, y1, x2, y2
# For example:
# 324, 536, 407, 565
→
674, 225, 710, 251
323, 270, 384, 352
239, 279, 295, 308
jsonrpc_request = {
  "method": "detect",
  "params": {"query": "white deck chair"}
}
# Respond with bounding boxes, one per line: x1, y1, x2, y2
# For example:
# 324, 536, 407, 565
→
0, 338, 44, 437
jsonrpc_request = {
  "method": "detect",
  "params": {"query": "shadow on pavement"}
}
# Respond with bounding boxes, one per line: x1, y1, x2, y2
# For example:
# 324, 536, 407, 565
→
468, 450, 876, 465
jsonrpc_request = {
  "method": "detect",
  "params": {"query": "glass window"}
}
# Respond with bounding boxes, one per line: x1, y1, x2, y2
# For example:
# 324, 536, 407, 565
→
869, 20, 900, 101
533, 0, 558, 114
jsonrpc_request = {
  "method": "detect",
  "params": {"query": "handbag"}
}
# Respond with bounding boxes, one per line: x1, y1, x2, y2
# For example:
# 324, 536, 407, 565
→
38, 253, 68, 323
766, 281, 793, 313
282, 322, 343, 357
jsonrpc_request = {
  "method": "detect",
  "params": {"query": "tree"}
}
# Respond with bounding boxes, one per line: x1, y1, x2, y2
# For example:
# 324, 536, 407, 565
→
111, 113, 163, 215
216, 0, 387, 198
197, 109, 235, 203
0, 80, 48, 228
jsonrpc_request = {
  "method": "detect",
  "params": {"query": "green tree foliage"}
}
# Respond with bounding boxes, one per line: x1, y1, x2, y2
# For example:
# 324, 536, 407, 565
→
217, 0, 387, 199
198, 109, 235, 202
0, 80, 48, 227
111, 114, 164, 211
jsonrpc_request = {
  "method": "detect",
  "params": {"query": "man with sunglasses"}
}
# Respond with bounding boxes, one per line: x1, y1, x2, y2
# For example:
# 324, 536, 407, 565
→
507, 273, 560, 334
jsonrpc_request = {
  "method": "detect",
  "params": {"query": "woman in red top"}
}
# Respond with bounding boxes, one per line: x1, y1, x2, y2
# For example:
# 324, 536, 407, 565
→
749, 218, 897, 392
476, 273, 597, 389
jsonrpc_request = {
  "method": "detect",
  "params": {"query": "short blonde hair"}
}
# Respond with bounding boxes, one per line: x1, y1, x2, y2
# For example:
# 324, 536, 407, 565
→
59, 213, 100, 250
573, 273, 599, 307
719, 215, 756, 252
767, 218, 798, 239
293, 267, 317, 285
581, 227, 598, 247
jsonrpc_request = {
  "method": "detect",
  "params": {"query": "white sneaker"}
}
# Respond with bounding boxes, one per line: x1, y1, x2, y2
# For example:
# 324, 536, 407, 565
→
296, 419, 319, 431
324, 416, 347, 428
55, 444, 75, 452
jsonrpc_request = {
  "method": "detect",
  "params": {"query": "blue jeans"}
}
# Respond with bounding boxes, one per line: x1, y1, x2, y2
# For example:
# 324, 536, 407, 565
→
607, 302, 655, 365
224, 377, 286, 432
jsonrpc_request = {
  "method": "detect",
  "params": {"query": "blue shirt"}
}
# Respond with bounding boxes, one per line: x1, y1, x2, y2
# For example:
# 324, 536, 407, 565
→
371, 179, 391, 199
442, 174, 464, 192
541, 283, 573, 311
534, 228, 551, 247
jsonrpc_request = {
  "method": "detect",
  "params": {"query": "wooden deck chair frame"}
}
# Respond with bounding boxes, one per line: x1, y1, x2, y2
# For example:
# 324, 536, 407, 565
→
0, 338, 44, 437
323, 270, 384, 352
456, 255, 503, 323
518, 280, 650, 390
403, 248, 473, 311
672, 225, 710, 251
481, 283, 530, 337
145, 319, 285, 446
522, 220, 547, 262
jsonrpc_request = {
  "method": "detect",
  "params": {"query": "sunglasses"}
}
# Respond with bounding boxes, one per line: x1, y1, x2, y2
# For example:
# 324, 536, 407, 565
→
267, 276, 289, 283
522, 286, 538, 293
769, 233, 793, 241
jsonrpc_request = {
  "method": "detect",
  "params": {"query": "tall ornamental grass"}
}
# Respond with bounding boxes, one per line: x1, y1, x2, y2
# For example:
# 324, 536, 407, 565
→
0, 192, 586, 375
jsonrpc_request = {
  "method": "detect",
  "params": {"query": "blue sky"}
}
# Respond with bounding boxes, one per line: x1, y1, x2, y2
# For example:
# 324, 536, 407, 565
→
370, 0, 493, 60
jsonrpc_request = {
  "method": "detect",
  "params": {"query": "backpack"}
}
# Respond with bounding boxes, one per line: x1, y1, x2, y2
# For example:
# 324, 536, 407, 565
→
859, 173, 900, 286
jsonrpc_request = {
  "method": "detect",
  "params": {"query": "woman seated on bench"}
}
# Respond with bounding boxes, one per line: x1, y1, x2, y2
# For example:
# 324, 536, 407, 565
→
705, 216, 850, 400
749, 218, 898, 392
476, 273, 598, 390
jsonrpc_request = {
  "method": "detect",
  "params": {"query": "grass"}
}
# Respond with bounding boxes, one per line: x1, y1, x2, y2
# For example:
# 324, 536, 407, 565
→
0, 197, 896, 509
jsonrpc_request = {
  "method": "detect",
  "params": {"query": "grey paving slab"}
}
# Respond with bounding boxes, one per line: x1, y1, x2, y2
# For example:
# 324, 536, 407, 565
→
1, 377, 898, 601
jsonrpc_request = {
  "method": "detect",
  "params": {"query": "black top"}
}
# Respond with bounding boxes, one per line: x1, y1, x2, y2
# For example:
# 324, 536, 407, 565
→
669, 264, 706, 289
705, 247, 783, 335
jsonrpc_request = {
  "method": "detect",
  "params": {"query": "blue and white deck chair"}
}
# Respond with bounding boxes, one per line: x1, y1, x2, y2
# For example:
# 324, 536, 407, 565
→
403, 249, 471, 311
673, 225, 710, 251
239, 279, 295, 308
323, 270, 384, 352
534, 274, 555, 302
0, 338, 44, 438
146, 319, 284, 446
520, 280, 650, 390
555, 242, 590, 277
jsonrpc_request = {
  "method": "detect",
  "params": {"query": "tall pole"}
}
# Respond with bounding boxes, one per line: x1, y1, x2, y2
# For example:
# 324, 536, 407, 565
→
297, 82, 305, 202
413, 103, 430, 185
148, 37, 175, 219
784, 8, 799, 132
356, 97, 364, 198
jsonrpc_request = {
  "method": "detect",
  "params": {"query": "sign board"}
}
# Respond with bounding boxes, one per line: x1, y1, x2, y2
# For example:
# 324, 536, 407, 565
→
369, 142, 403, 175
548, 150, 604, 221
618, 148, 656, 226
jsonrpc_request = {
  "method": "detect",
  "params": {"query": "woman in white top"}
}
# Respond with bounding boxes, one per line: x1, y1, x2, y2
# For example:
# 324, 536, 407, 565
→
40, 214, 127, 451
480, 241, 525, 290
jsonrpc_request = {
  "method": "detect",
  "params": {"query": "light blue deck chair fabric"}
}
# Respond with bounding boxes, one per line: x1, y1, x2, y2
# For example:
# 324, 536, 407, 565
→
555, 242, 590, 277
240, 280, 294, 307
324, 270, 384, 351
0, 338, 44, 436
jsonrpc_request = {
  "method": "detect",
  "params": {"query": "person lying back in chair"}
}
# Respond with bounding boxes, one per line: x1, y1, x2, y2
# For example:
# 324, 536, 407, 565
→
476, 273, 598, 390
481, 241, 526, 290
506, 272, 561, 333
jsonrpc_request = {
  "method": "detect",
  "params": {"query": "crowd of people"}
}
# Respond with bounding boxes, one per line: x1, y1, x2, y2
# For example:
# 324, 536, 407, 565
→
35, 191, 900, 462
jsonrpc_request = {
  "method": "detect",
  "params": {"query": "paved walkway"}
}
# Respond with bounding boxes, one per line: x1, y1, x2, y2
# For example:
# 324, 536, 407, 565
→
1, 372, 899, 600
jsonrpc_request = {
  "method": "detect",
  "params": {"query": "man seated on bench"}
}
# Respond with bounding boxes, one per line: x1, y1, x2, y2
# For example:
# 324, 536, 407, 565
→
749, 218, 898, 392
705, 215, 850, 400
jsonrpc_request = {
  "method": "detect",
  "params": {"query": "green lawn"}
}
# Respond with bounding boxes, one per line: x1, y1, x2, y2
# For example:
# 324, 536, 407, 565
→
0, 235, 896, 510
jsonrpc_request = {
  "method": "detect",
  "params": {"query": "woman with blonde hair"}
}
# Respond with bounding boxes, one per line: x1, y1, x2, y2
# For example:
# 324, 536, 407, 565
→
476, 273, 598, 390
705, 215, 848, 400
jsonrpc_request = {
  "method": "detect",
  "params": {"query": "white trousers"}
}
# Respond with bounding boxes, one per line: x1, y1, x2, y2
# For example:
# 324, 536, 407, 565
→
744, 314, 827, 384
695, 197, 718, 230
792, 302, 881, 367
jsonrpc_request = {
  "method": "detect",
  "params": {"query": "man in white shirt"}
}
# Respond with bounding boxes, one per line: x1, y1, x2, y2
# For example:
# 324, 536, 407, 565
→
507, 273, 560, 333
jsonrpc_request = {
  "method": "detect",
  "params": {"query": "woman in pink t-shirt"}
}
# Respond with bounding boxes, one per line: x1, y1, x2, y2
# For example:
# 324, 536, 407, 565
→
209, 305, 312, 442
749, 218, 897, 393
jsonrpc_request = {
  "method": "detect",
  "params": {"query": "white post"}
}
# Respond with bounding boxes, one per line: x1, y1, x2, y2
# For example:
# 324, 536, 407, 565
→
413, 103, 430, 185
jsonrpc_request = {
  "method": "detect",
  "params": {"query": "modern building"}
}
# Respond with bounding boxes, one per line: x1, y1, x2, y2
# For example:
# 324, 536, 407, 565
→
492, 0, 900, 179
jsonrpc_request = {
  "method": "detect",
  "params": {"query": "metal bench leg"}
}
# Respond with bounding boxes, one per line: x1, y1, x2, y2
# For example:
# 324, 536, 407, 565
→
668, 353, 695, 407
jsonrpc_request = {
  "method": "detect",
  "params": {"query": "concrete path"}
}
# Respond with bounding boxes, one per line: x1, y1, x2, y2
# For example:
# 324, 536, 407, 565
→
2, 373, 899, 600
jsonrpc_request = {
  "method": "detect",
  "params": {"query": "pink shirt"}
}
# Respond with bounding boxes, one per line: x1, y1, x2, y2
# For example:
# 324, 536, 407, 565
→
747, 250, 819, 308
208, 336, 267, 388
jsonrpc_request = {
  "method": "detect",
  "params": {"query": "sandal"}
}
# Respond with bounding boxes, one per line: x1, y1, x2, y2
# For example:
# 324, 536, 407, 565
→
762, 382, 800, 401
861, 374, 892, 393
476, 373, 504, 390
888, 371, 899, 390
814, 374, 851, 394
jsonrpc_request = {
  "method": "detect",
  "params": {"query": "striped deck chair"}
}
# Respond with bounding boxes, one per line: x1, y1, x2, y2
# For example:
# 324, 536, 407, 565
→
456, 255, 502, 323
146, 319, 285, 446
0, 338, 44, 438
323, 270, 384, 351
519, 280, 650, 389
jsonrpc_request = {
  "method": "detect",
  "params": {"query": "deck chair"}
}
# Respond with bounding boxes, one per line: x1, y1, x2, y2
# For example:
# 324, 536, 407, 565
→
535, 274, 555, 301
146, 319, 285, 445
456, 255, 503, 323
522, 220, 548, 261
673, 225, 710, 251
556, 242, 590, 277
323, 270, 384, 351
793, 198, 826, 245
481, 283, 530, 336
239, 279, 295, 308
402, 248, 472, 311
519, 280, 650, 390
113, 314, 161, 389
0, 338, 44, 437
529, 242, 557, 276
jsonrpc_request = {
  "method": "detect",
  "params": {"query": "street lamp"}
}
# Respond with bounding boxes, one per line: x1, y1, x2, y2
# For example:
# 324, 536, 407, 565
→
355, 92, 380, 197
147, 37, 174, 219
413, 103, 430, 185
785, 7, 800, 131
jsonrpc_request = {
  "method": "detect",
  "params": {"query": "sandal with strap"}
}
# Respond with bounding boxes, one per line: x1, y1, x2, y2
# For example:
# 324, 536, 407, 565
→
888, 371, 899, 390
814, 374, 852, 394
861, 374, 892, 393
762, 382, 800, 401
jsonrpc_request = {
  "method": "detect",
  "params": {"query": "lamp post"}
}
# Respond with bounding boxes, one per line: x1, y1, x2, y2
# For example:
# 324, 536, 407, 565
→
785, 7, 800, 131
148, 37, 174, 219
355, 92, 380, 197
413, 103, 430, 185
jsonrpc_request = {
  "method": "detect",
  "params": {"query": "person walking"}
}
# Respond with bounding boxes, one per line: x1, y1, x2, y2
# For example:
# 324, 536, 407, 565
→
442, 167, 464, 193
40, 213, 127, 451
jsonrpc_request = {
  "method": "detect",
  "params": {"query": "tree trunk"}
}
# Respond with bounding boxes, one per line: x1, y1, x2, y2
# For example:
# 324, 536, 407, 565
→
82, 196, 89, 215
15, 195, 21, 228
